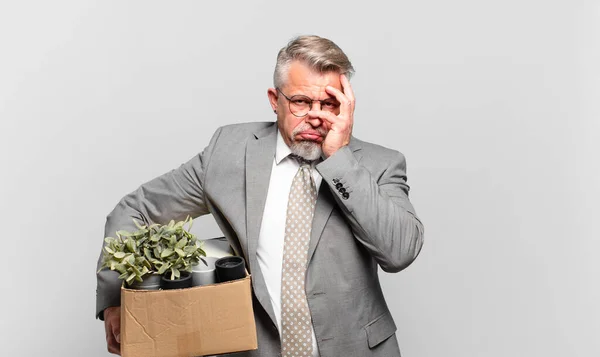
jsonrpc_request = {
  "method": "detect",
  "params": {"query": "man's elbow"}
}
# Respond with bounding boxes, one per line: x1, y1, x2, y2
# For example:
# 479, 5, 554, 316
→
379, 222, 424, 273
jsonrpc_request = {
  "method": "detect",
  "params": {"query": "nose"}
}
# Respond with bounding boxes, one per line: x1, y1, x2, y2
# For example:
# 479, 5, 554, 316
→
305, 112, 323, 127
303, 100, 324, 127
310, 100, 322, 111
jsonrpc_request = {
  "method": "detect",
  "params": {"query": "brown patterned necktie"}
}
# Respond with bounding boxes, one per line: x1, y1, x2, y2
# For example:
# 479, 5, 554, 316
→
280, 160, 317, 357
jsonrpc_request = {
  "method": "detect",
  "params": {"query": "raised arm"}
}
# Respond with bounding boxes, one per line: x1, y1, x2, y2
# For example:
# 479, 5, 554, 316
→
316, 146, 424, 272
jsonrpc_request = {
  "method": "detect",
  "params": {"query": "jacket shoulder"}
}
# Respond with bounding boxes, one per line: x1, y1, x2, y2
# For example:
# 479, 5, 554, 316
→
351, 137, 406, 162
216, 122, 275, 138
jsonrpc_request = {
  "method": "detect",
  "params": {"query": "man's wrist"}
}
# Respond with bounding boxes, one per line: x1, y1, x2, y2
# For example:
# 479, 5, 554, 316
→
99, 306, 120, 321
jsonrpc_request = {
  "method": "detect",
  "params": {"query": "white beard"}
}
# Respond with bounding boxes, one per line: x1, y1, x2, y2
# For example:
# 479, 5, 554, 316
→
290, 140, 322, 161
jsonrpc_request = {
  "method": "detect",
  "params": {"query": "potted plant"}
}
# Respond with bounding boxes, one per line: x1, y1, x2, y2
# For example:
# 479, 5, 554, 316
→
99, 222, 157, 289
99, 216, 205, 290
149, 217, 206, 289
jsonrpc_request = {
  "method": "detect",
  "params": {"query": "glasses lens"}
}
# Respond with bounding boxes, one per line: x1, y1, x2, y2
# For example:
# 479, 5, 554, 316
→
289, 95, 311, 117
321, 99, 340, 113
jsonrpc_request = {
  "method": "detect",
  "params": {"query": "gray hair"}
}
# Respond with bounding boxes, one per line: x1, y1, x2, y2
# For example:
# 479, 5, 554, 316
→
273, 35, 355, 88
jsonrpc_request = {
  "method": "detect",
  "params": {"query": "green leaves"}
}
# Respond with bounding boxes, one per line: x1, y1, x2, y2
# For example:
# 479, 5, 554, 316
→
125, 238, 136, 252
161, 248, 174, 258
125, 253, 135, 265
157, 262, 171, 275
114, 263, 127, 274
100, 215, 205, 286
183, 246, 196, 254
126, 272, 137, 284
176, 237, 188, 249
170, 267, 180, 280
116, 230, 132, 238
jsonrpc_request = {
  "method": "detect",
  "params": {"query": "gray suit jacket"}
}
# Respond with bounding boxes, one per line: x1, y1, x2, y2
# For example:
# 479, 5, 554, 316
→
96, 122, 424, 356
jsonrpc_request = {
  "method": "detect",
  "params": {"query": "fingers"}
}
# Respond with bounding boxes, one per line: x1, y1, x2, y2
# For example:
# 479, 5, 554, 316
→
325, 75, 355, 117
112, 321, 121, 344
105, 320, 121, 354
106, 332, 121, 355
104, 307, 121, 355
325, 74, 355, 103
325, 85, 351, 112
105, 307, 121, 339
307, 110, 341, 125
340, 74, 355, 102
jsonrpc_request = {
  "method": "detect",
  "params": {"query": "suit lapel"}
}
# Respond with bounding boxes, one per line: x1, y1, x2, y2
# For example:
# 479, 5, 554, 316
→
245, 123, 278, 325
307, 184, 335, 265
307, 138, 363, 265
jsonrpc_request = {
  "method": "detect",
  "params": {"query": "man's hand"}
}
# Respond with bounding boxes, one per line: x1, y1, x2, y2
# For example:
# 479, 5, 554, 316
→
309, 74, 355, 158
104, 306, 121, 355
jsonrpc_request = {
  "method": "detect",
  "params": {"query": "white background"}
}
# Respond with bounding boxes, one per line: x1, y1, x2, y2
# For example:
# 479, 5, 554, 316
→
0, 1, 598, 356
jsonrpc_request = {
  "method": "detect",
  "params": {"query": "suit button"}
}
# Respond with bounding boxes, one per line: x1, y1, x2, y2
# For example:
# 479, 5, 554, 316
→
342, 192, 350, 199
335, 182, 343, 189
332, 178, 339, 183
339, 187, 346, 194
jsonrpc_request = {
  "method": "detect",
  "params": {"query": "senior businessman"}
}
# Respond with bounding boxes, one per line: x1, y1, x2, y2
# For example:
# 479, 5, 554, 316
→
97, 35, 424, 357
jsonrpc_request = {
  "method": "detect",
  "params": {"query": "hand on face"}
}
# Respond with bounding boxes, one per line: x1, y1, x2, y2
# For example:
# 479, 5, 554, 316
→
308, 74, 355, 158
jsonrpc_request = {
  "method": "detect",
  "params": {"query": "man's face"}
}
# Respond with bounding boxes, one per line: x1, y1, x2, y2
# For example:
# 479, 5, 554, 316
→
268, 61, 343, 160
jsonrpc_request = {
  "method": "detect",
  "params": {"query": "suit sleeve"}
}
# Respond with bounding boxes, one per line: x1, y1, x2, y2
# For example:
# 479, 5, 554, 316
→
315, 145, 424, 273
95, 127, 223, 319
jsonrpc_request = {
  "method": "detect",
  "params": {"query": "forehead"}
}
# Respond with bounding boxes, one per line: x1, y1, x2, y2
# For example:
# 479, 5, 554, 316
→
284, 61, 342, 94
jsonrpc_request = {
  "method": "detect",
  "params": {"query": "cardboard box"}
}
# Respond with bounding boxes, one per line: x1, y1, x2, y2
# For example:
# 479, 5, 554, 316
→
120, 275, 258, 357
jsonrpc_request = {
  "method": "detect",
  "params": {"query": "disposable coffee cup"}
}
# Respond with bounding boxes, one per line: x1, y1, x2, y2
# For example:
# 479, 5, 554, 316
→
191, 257, 219, 286
215, 256, 246, 283
160, 272, 192, 290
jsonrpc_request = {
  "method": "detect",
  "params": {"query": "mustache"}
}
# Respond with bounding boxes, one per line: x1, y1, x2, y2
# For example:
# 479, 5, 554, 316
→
292, 124, 327, 137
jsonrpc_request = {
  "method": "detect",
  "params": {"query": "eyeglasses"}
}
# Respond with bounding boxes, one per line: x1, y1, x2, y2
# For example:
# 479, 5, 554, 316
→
276, 88, 340, 117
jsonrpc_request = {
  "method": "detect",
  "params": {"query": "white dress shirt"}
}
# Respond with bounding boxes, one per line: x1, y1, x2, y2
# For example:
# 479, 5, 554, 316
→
256, 129, 323, 357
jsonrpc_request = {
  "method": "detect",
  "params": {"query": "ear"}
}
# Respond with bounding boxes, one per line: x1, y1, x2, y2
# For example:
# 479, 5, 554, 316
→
267, 88, 278, 113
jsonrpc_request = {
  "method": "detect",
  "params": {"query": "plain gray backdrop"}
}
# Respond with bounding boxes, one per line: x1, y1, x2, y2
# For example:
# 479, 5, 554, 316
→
0, 1, 598, 356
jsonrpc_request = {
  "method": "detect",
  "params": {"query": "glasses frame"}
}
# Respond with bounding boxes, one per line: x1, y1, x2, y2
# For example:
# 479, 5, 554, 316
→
276, 87, 340, 118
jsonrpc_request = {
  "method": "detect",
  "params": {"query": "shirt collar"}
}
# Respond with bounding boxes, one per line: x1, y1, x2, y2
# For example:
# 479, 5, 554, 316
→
275, 128, 293, 164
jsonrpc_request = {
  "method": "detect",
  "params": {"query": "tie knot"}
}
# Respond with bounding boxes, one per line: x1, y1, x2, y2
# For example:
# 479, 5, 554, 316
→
289, 154, 313, 168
